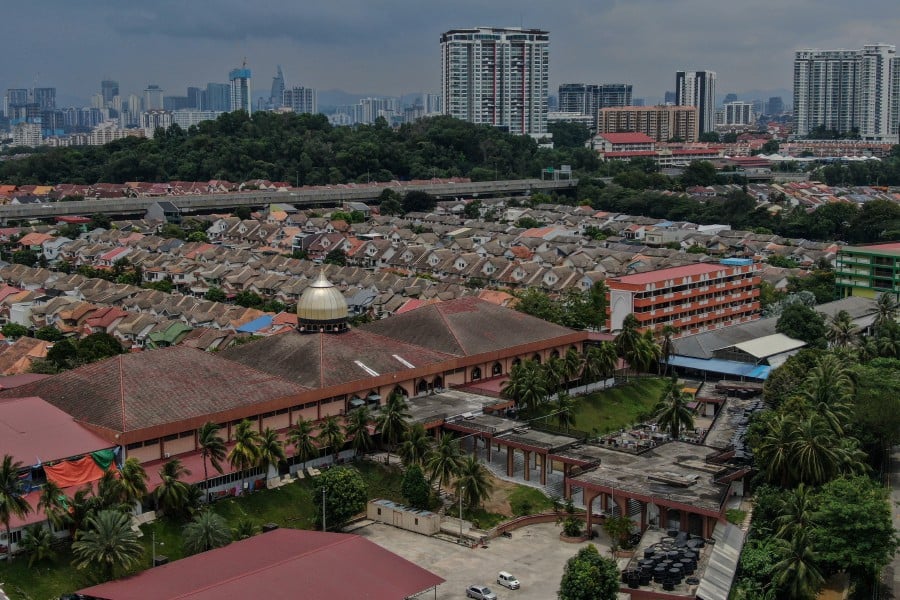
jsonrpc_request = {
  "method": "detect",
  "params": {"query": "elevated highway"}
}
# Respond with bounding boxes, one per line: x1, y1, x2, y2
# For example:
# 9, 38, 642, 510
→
0, 178, 577, 222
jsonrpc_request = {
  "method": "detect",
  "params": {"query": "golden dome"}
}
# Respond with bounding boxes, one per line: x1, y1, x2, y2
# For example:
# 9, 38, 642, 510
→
297, 270, 349, 323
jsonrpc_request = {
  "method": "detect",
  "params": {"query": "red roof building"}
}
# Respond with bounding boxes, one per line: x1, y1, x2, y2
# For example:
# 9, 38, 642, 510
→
77, 528, 444, 600
592, 132, 656, 154
607, 260, 761, 337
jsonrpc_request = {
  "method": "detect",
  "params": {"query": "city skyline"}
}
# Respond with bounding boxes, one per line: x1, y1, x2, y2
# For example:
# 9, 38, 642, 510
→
3, 0, 898, 106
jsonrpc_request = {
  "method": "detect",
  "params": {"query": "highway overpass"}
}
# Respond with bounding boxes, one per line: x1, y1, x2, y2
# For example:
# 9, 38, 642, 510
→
0, 178, 578, 223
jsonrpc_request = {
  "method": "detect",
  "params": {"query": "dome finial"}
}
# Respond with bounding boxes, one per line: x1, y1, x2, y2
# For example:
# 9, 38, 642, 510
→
296, 269, 349, 334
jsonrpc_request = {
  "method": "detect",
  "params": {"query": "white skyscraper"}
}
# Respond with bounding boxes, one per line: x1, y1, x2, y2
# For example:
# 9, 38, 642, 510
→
794, 44, 899, 142
283, 86, 317, 115
440, 27, 550, 136
675, 70, 717, 134
229, 66, 252, 115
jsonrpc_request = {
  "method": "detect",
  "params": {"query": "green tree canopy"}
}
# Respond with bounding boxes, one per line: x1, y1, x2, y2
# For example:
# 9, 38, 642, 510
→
400, 464, 431, 510
776, 304, 827, 349
558, 544, 619, 600
314, 466, 367, 530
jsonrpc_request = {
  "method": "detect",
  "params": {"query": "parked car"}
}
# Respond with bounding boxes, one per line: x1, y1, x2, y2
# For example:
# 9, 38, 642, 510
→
497, 571, 520, 590
466, 584, 498, 600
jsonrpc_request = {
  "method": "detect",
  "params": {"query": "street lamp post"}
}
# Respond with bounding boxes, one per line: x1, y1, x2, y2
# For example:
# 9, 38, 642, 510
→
459, 486, 465, 543
322, 487, 326, 532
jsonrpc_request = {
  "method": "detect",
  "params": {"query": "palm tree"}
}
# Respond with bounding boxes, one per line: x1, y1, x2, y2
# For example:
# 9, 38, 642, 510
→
96, 469, 126, 510
826, 310, 859, 348
257, 427, 286, 478
800, 354, 853, 435
754, 413, 799, 488
20, 523, 55, 567
614, 313, 641, 380
0, 454, 31, 560
791, 416, 841, 487
345, 406, 375, 457
119, 457, 148, 508
774, 483, 815, 540
564, 347, 584, 385
772, 530, 824, 600
376, 392, 411, 459
654, 377, 695, 440
501, 360, 548, 413
287, 417, 318, 471
398, 423, 433, 467
318, 415, 346, 463
198, 422, 227, 495
633, 330, 662, 375
556, 392, 577, 432
425, 433, 463, 493
658, 325, 678, 376
155, 458, 191, 515
38, 479, 70, 530
182, 510, 232, 555
544, 355, 567, 395
454, 455, 494, 509
874, 292, 899, 330
582, 342, 617, 387
875, 321, 900, 358
71, 509, 144, 582
228, 419, 261, 492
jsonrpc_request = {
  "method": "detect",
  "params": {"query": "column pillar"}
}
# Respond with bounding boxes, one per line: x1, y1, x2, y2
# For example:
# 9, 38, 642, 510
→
680, 511, 688, 533
584, 490, 599, 534
540, 453, 547, 486
659, 505, 669, 531
523, 450, 531, 481
601, 492, 609, 512
640, 503, 647, 532
564, 480, 572, 500
506, 446, 514, 477
487, 438, 492, 461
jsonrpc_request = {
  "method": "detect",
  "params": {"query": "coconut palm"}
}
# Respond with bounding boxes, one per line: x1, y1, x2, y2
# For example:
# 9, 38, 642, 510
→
398, 423, 433, 467
198, 422, 227, 496
154, 458, 191, 515
754, 413, 799, 488
318, 415, 345, 462
791, 415, 841, 487
38, 479, 70, 530
654, 377, 695, 440
376, 392, 411, 458
20, 523, 55, 567
875, 320, 900, 358
425, 433, 463, 493
119, 457, 149, 508
582, 342, 617, 387
96, 469, 126, 510
501, 360, 548, 413
344, 406, 375, 457
771, 530, 824, 600
614, 313, 641, 380
71, 509, 144, 581
826, 310, 859, 348
454, 455, 494, 509
287, 417, 318, 471
800, 354, 853, 435
182, 510, 232, 555
0, 454, 31, 560
564, 347, 584, 385
556, 392, 578, 432
228, 419, 261, 492
658, 325, 678, 376
874, 292, 899, 330
633, 330, 662, 375
257, 427, 286, 477
774, 483, 815, 540
544, 355, 567, 395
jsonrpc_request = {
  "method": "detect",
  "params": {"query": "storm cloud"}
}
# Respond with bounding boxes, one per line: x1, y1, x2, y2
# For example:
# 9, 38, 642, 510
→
4, 0, 898, 104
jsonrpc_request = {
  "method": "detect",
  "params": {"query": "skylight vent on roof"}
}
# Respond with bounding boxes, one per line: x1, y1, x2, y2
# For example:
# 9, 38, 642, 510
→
392, 354, 415, 369
354, 361, 379, 377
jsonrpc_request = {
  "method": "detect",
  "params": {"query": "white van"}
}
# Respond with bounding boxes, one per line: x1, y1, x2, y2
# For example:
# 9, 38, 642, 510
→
497, 571, 520, 590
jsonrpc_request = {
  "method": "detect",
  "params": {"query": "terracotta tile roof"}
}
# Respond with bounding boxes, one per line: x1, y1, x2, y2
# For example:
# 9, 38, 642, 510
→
0, 347, 308, 436
221, 329, 453, 389
361, 296, 576, 357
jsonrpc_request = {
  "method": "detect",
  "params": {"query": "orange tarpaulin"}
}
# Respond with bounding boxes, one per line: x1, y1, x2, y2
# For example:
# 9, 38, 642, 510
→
44, 455, 115, 488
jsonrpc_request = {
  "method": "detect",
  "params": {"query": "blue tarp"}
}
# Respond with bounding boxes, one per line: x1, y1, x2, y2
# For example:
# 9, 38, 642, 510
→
235, 314, 274, 333
666, 355, 771, 380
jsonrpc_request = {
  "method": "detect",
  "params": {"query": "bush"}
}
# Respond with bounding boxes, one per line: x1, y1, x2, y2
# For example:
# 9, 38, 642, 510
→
562, 516, 582, 537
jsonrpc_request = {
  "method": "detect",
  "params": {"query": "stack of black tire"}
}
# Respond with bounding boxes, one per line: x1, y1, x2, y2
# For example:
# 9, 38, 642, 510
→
619, 535, 702, 591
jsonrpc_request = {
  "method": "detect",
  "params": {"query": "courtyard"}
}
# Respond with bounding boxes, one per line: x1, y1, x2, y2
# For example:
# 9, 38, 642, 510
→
355, 521, 622, 600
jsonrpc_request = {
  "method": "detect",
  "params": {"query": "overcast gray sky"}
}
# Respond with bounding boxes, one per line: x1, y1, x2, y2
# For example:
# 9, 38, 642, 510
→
4, 0, 899, 105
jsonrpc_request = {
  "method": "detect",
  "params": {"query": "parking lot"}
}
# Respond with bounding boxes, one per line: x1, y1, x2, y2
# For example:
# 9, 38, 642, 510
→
355, 522, 620, 599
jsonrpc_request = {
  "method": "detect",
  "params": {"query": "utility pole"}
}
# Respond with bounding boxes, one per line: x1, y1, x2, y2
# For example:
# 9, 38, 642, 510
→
459, 486, 465, 543
322, 487, 326, 532
152, 530, 155, 565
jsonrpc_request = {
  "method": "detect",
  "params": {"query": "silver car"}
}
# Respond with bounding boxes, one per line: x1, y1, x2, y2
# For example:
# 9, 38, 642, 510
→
466, 585, 498, 600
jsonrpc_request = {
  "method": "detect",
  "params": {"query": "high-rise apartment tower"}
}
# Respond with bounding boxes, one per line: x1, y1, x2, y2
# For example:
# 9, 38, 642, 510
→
675, 70, 717, 134
440, 27, 550, 136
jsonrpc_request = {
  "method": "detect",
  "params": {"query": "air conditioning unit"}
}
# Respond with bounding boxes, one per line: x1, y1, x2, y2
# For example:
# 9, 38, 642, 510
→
164, 452, 171, 459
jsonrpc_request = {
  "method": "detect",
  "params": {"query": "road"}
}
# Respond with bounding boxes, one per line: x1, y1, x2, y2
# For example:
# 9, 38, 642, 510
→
883, 446, 899, 598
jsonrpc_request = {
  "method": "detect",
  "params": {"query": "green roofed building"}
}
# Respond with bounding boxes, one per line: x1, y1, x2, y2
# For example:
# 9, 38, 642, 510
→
836, 242, 900, 299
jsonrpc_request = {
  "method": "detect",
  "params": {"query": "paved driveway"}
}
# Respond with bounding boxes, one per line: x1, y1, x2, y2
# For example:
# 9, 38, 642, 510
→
356, 522, 619, 600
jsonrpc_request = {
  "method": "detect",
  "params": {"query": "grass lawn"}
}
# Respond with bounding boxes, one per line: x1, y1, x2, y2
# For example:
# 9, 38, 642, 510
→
463, 507, 506, 530
0, 547, 93, 600
507, 485, 556, 516
572, 377, 668, 435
